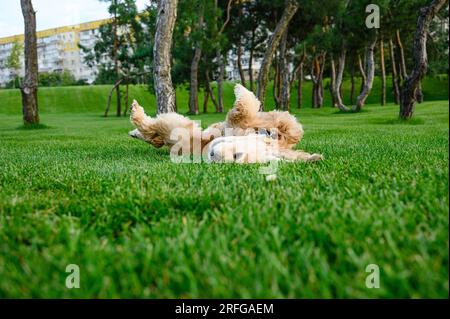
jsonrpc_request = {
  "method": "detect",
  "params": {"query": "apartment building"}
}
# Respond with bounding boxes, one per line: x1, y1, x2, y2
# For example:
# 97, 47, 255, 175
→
225, 51, 261, 82
0, 19, 108, 86
0, 17, 266, 87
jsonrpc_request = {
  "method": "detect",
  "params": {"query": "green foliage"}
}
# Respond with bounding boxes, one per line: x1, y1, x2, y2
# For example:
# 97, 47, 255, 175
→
428, 4, 449, 75
5, 41, 23, 89
0, 92, 448, 298
80, 0, 151, 85
38, 70, 78, 87
93, 67, 117, 85
5, 41, 22, 71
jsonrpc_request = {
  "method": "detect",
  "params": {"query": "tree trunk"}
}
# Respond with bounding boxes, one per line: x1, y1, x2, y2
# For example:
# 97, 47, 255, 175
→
203, 90, 209, 113
400, 0, 447, 119
249, 28, 255, 92
297, 63, 303, 109
355, 36, 377, 110
256, 0, 298, 109
389, 38, 400, 104
213, 0, 232, 113
216, 50, 225, 113
331, 47, 346, 110
395, 29, 408, 80
311, 56, 318, 108
20, 0, 39, 125
279, 30, 291, 111
237, 38, 246, 88
153, 0, 178, 114
318, 57, 325, 106
330, 55, 337, 107
189, 46, 202, 115
296, 48, 306, 109
112, 1, 121, 117
416, 82, 424, 103
357, 53, 366, 94
188, 11, 204, 115
335, 36, 377, 112
124, 80, 129, 116
273, 55, 281, 109
350, 55, 355, 104
205, 68, 219, 112
236, 4, 246, 88
105, 79, 124, 117
380, 38, 386, 106
311, 52, 326, 108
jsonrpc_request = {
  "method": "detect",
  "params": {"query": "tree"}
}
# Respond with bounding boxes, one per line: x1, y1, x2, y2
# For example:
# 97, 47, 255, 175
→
427, 4, 449, 75
111, 0, 121, 116
20, 0, 39, 125
214, 0, 233, 113
81, 0, 146, 116
388, 38, 401, 103
296, 47, 307, 109
182, 0, 206, 115
154, 0, 178, 114
310, 48, 326, 108
400, 0, 448, 119
256, 0, 298, 109
379, 37, 386, 106
6, 41, 23, 89
328, 0, 379, 112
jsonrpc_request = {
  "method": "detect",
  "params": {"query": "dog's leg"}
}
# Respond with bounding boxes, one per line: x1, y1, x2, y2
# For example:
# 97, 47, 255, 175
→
130, 99, 155, 130
128, 128, 146, 141
226, 84, 261, 128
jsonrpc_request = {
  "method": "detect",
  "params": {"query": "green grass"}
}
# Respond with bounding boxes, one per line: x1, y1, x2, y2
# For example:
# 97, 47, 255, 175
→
0, 80, 448, 298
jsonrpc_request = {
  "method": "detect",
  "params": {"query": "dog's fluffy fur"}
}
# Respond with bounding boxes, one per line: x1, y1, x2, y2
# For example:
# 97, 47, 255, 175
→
130, 84, 323, 163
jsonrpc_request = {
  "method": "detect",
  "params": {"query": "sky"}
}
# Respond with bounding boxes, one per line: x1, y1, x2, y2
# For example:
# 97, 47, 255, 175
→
0, 0, 148, 38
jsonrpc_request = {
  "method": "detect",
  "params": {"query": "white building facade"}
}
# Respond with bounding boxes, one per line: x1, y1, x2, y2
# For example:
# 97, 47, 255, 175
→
225, 51, 262, 82
0, 19, 108, 87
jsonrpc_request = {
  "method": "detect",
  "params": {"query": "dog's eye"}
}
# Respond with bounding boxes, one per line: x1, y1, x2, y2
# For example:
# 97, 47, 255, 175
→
210, 151, 214, 157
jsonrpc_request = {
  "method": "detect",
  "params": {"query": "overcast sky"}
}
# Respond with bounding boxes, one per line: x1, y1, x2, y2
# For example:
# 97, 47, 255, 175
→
0, 0, 148, 38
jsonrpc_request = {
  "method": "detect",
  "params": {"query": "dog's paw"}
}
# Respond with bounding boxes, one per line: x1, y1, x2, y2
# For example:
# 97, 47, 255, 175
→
129, 128, 141, 139
306, 153, 324, 162
130, 99, 145, 121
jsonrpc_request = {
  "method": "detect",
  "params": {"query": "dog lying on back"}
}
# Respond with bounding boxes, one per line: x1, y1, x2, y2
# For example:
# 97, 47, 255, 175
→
129, 84, 323, 163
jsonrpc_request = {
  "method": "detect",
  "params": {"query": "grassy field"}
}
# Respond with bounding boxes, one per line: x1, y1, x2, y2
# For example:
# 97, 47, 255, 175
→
0, 80, 448, 298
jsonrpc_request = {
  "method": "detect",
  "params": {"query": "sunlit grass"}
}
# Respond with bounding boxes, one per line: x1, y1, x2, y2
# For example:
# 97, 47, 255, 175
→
0, 82, 448, 298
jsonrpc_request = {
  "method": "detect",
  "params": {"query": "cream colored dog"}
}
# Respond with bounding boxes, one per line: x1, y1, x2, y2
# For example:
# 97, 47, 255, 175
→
129, 84, 323, 163
207, 134, 280, 163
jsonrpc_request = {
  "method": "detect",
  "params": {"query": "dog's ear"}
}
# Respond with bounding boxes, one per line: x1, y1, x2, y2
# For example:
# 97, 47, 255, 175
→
148, 135, 165, 148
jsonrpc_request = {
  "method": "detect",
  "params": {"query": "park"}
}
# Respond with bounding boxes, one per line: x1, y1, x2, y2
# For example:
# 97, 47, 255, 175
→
0, 0, 448, 299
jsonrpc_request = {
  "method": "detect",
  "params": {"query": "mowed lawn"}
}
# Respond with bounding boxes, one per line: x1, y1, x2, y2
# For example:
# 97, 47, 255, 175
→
0, 82, 448, 298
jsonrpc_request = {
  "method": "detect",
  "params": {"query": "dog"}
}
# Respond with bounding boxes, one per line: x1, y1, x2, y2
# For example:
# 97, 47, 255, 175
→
129, 84, 323, 163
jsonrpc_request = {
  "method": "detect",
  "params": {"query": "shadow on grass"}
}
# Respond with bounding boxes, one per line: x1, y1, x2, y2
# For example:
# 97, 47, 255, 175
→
16, 123, 52, 130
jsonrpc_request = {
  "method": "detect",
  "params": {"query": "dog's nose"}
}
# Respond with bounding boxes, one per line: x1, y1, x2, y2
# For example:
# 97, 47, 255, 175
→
210, 151, 214, 158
